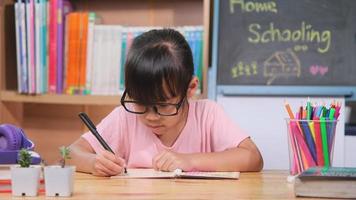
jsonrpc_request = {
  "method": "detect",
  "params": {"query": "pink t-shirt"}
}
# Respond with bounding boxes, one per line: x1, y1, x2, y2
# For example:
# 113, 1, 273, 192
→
82, 99, 249, 168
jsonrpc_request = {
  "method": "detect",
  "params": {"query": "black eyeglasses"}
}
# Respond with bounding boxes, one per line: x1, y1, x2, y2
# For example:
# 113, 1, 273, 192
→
120, 90, 186, 116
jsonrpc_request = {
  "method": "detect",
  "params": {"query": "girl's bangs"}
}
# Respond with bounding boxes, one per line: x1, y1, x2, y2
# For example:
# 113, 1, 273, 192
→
125, 48, 180, 104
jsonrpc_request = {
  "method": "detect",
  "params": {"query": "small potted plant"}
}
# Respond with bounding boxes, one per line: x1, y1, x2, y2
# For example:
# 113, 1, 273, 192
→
10, 148, 41, 196
44, 146, 76, 197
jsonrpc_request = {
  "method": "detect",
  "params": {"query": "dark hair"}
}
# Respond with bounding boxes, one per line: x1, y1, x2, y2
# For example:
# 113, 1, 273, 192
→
124, 28, 194, 104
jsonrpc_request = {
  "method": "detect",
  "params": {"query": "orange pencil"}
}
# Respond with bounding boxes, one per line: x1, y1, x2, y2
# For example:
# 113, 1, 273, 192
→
284, 100, 295, 119
285, 100, 304, 135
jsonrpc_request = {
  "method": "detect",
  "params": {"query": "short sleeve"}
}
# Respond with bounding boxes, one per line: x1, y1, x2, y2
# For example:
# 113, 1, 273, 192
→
81, 107, 127, 158
208, 102, 249, 152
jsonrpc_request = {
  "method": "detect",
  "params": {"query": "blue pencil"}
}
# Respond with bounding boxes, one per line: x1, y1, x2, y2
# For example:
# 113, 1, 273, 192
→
301, 121, 317, 163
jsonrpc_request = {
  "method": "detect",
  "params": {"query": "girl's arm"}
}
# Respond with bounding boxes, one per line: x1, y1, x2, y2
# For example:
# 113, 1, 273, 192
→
152, 138, 263, 172
189, 137, 263, 172
68, 137, 125, 176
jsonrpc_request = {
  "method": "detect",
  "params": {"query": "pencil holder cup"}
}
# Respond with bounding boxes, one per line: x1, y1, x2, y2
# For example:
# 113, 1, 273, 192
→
285, 119, 338, 176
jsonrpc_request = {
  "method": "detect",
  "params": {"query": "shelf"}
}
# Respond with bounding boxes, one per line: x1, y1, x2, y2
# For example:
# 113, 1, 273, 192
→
0, 90, 120, 106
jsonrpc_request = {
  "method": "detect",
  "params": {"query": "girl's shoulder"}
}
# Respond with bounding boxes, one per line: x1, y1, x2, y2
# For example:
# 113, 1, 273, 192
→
191, 98, 220, 108
103, 106, 137, 123
190, 99, 222, 115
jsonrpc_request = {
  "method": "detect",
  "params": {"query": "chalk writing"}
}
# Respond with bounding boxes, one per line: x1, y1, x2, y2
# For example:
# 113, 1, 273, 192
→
231, 61, 258, 78
248, 22, 331, 53
230, 0, 278, 14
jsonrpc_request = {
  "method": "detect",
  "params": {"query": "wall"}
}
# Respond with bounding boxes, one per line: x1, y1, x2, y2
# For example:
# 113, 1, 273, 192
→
345, 136, 356, 167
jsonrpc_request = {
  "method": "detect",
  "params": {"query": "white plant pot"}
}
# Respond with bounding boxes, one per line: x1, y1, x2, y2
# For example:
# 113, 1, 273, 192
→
44, 165, 76, 197
10, 165, 41, 196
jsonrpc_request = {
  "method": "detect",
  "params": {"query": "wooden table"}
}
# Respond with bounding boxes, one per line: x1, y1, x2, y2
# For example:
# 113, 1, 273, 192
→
1, 170, 323, 199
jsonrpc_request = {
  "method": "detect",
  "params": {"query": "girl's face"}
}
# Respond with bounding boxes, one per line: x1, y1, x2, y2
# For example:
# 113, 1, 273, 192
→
137, 77, 198, 139
122, 77, 198, 143
137, 94, 189, 137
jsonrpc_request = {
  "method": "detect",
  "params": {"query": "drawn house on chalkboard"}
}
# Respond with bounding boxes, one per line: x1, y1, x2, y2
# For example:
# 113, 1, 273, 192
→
263, 49, 301, 85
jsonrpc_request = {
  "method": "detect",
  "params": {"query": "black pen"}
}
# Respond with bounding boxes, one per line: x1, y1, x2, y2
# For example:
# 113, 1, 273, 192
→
78, 112, 127, 174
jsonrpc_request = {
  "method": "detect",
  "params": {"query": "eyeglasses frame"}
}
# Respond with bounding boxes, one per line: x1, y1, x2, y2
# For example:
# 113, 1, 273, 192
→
120, 90, 186, 116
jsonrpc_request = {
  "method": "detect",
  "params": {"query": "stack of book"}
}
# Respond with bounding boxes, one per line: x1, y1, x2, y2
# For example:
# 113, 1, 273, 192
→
295, 167, 356, 198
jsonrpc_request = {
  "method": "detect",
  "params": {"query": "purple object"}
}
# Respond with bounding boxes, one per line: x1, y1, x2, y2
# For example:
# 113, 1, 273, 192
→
0, 124, 41, 164
56, 0, 73, 94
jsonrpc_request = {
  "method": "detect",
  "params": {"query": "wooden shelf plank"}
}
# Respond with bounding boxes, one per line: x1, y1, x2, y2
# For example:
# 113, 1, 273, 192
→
0, 90, 121, 106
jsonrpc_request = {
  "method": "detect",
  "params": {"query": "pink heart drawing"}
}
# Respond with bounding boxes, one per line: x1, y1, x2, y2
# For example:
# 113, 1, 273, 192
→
309, 65, 329, 76
309, 65, 319, 75
319, 66, 328, 75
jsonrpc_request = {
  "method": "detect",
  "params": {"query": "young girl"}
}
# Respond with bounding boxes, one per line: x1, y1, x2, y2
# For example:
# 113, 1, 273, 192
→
68, 29, 263, 176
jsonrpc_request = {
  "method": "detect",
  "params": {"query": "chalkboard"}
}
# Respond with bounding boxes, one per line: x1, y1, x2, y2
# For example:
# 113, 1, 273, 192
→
216, 0, 356, 86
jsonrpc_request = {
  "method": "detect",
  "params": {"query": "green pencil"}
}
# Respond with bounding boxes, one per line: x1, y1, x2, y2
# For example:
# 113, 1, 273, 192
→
320, 117, 329, 167
307, 97, 311, 120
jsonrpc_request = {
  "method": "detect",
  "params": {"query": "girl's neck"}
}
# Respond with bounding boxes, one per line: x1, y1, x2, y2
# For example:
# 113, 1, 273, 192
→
158, 100, 189, 147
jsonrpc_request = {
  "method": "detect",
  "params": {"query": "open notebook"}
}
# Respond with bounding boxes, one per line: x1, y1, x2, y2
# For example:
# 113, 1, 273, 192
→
111, 169, 240, 179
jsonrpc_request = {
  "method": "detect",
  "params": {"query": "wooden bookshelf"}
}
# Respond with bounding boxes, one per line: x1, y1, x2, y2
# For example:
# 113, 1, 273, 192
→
0, 0, 210, 164
0, 90, 120, 106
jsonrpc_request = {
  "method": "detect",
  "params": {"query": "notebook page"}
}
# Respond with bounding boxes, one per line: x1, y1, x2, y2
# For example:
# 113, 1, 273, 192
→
111, 169, 175, 179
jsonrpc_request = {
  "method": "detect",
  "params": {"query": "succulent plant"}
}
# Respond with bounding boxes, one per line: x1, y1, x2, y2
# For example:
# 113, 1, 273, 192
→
59, 146, 71, 168
18, 148, 31, 168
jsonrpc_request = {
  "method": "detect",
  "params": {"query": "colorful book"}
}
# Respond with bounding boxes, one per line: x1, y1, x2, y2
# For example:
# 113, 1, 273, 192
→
56, 0, 64, 94
35, 0, 41, 93
0, 167, 45, 193
48, 0, 57, 93
19, 0, 28, 93
56, 0, 72, 94
64, 12, 79, 94
78, 12, 89, 93
84, 12, 97, 95
119, 28, 127, 92
40, 0, 48, 93
29, 0, 36, 94
25, 0, 36, 94
14, 2, 23, 93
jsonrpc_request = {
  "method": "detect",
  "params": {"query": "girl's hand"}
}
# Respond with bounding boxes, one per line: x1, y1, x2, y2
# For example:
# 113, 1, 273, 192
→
91, 150, 126, 176
152, 150, 194, 172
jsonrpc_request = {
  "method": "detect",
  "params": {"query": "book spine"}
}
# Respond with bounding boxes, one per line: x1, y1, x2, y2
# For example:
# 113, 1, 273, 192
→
14, 2, 23, 93
26, 0, 35, 94
196, 27, 203, 94
106, 25, 121, 95
119, 27, 127, 92
91, 25, 103, 95
101, 25, 110, 95
114, 26, 122, 95
20, 1, 28, 93
62, 6, 69, 93
30, 0, 36, 94
84, 12, 96, 95
64, 12, 76, 94
48, 0, 57, 93
56, 0, 63, 93
45, 0, 50, 92
41, 0, 48, 93
56, 0, 71, 94
35, 0, 41, 93
78, 12, 88, 94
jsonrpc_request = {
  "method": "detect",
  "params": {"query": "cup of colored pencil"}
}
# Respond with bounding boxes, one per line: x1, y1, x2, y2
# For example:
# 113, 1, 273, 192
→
284, 99, 340, 176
